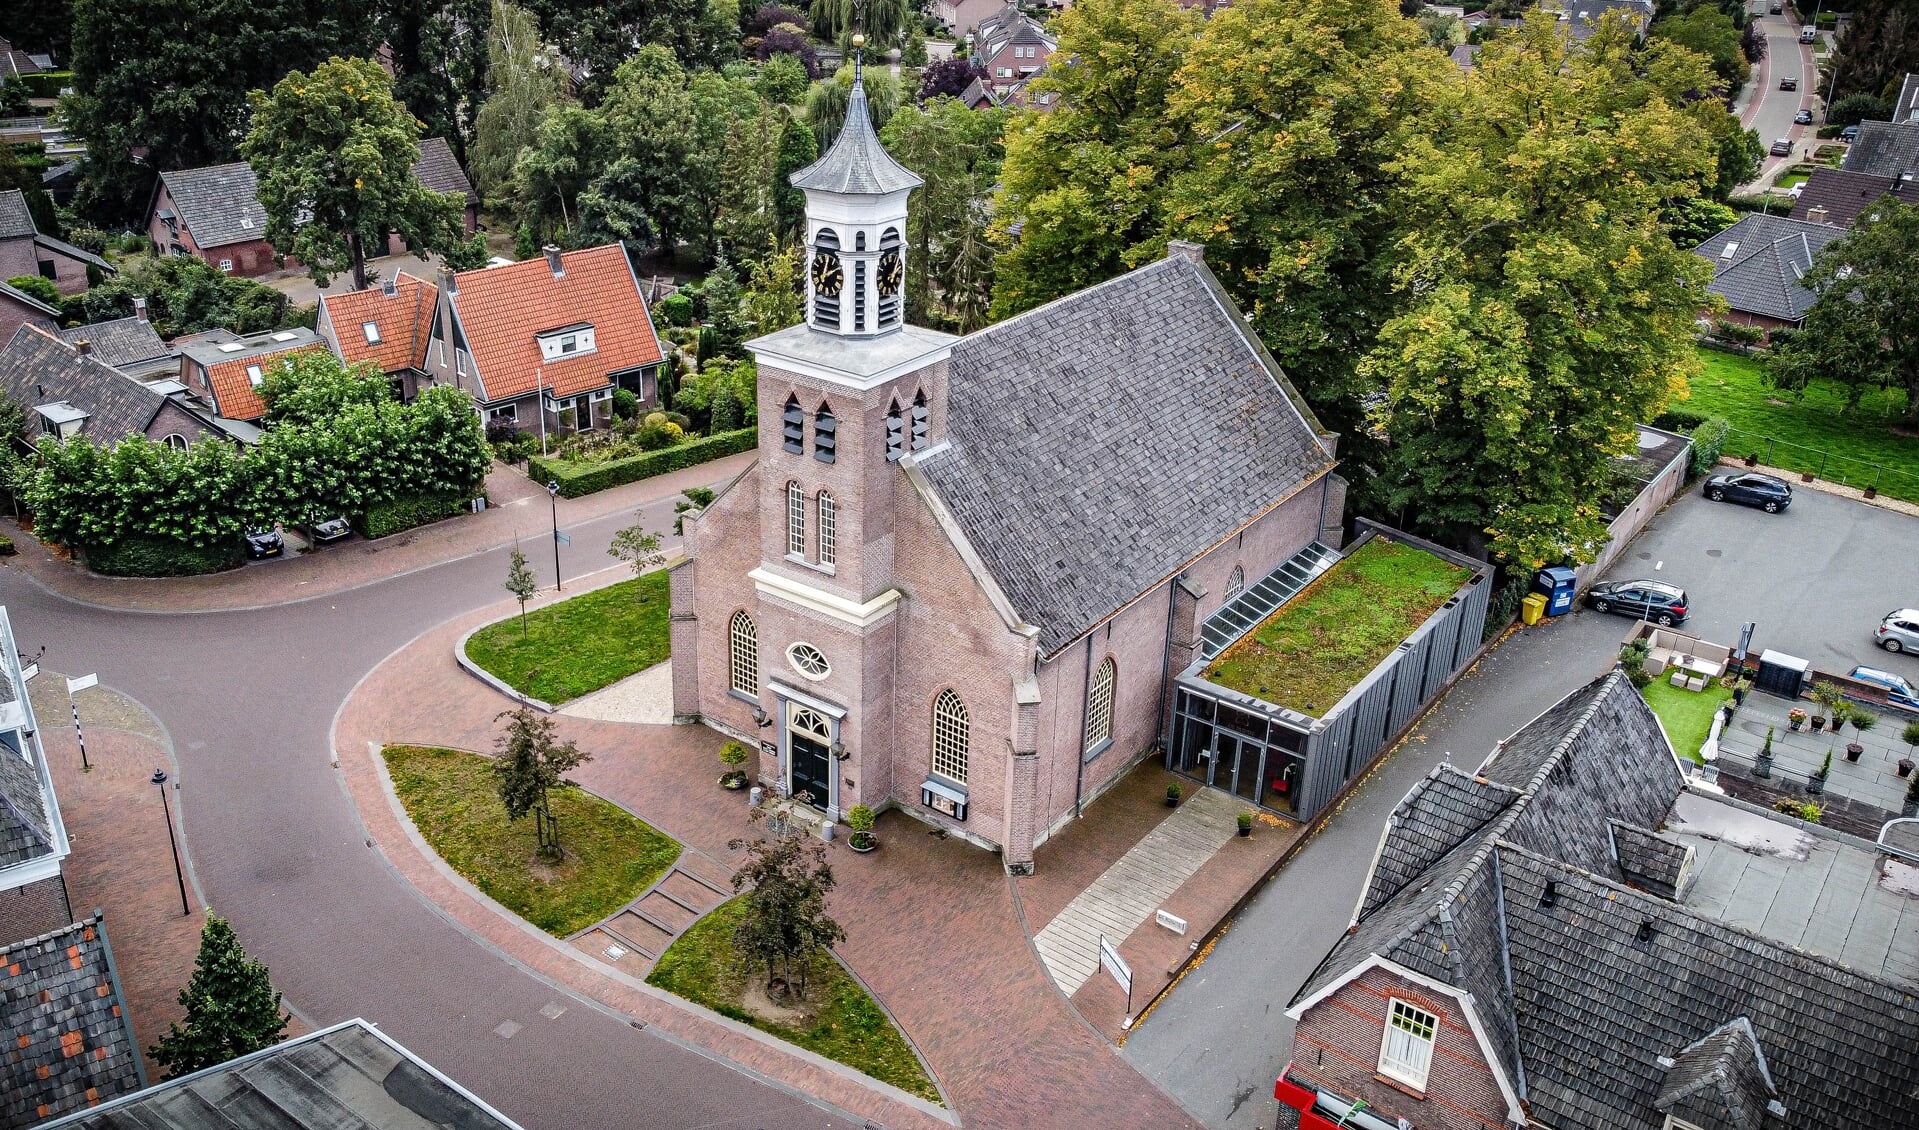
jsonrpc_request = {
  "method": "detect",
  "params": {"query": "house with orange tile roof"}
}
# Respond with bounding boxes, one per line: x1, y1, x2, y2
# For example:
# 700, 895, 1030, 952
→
420, 243, 667, 436
315, 271, 440, 399
175, 327, 327, 424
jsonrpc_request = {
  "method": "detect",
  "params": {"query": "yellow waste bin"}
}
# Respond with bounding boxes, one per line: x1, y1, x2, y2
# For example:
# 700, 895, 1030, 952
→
1521, 593, 1548, 626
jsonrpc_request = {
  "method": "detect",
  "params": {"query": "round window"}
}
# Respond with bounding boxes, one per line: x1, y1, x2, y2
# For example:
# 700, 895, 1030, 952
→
787, 642, 830, 680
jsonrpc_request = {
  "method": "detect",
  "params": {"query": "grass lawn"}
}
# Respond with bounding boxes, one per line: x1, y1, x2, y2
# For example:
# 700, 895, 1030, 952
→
383, 745, 679, 936
1775, 172, 1809, 189
1640, 679, 1733, 764
1203, 538, 1472, 716
1684, 347, 1919, 502
466, 571, 670, 704
648, 896, 941, 1104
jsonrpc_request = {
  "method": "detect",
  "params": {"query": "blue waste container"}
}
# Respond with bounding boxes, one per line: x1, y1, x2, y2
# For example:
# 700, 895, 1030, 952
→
1532, 567, 1578, 617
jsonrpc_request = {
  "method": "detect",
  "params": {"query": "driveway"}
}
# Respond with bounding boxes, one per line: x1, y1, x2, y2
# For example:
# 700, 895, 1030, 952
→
1121, 482, 1919, 1129
265, 252, 444, 306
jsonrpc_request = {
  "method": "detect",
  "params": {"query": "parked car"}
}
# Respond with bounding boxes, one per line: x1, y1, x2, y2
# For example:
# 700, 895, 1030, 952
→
1849, 665, 1919, 710
307, 515, 352, 544
1788, 181, 1806, 199
1799, 25, 1816, 42
1770, 138, 1794, 156
1768, 2, 1781, 11
244, 528, 283, 559
1875, 610, 1919, 654
1584, 580, 1689, 626
1703, 471, 1792, 512
1794, 109, 1814, 124
1841, 125, 1860, 142
1779, 75, 1797, 90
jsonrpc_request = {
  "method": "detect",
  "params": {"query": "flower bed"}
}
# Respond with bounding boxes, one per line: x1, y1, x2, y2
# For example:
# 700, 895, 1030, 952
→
529, 428, 757, 498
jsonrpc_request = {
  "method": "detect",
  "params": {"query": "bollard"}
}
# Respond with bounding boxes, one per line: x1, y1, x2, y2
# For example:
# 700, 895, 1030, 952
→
749, 785, 764, 807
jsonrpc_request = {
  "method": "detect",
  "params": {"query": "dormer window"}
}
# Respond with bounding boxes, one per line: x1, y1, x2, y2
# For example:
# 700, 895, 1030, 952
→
362, 321, 382, 345
783, 395, 804, 454
536, 324, 597, 361
814, 405, 837, 463
34, 401, 89, 440
1719, 241, 1739, 260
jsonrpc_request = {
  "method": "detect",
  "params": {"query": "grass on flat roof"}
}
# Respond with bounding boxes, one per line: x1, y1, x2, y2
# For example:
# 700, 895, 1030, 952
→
1639, 678, 1734, 765
1203, 538, 1472, 717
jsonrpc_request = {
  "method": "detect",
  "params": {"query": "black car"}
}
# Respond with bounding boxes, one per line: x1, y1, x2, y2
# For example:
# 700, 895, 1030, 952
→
1779, 75, 1797, 90
1769, 137, 1794, 156
1585, 580, 1689, 626
244, 528, 284, 559
1794, 108, 1814, 124
308, 515, 352, 544
1703, 471, 1792, 512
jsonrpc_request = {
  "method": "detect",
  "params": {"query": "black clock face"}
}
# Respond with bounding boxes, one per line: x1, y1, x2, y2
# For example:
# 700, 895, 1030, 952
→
877, 249, 903, 296
810, 251, 844, 298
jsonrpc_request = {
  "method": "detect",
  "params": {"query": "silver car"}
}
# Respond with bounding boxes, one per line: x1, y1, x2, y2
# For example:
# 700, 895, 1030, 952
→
1875, 609, 1919, 654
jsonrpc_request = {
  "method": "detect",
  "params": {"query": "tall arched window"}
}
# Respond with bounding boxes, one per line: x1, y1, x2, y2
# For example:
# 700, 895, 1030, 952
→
932, 689, 969, 785
786, 481, 805, 557
728, 611, 759, 696
1226, 565, 1245, 598
1085, 657, 1117, 752
163, 433, 189, 451
814, 404, 836, 464
818, 490, 837, 566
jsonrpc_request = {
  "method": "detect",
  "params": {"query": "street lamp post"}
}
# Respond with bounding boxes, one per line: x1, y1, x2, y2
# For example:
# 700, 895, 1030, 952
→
152, 770, 190, 917
548, 480, 563, 591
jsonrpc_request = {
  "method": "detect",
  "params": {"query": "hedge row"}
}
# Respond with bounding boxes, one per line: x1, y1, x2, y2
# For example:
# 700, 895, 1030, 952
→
529, 428, 757, 498
85, 535, 240, 577
357, 493, 471, 539
16, 71, 72, 98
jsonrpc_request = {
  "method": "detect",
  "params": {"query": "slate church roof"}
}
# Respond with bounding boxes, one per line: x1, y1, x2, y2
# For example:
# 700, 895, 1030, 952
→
790, 66, 921, 196
916, 245, 1337, 655
0, 914, 146, 1129
1693, 214, 1846, 323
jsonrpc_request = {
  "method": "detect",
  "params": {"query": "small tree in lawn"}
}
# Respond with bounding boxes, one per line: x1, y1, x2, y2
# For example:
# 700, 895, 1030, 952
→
150, 913, 288, 1078
493, 707, 592, 859
504, 545, 538, 635
728, 802, 846, 1000
608, 517, 666, 575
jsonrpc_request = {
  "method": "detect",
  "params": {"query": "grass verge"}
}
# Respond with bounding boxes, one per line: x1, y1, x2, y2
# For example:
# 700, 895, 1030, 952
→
383, 745, 679, 936
648, 896, 941, 1104
1204, 538, 1472, 716
1640, 679, 1734, 764
466, 571, 670, 704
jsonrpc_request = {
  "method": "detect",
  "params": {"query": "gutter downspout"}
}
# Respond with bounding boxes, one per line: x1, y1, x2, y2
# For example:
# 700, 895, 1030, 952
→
1073, 634, 1094, 818
1156, 576, 1178, 754
1488, 851, 1530, 1104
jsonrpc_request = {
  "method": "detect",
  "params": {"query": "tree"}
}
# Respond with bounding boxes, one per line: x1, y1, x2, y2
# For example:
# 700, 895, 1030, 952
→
1825, 0, 1919, 103
701, 257, 749, 351
5, 275, 60, 308
149, 914, 288, 1078
809, 0, 912, 49
755, 23, 822, 77
505, 545, 538, 633
582, 48, 704, 258
715, 100, 786, 260
728, 801, 846, 999
244, 57, 468, 291
608, 517, 666, 575
772, 118, 818, 244
522, 0, 709, 96
513, 102, 611, 238
60, 256, 292, 337
380, 0, 493, 164
757, 52, 811, 104
259, 351, 393, 426
492, 707, 591, 859
0, 0, 71, 57
918, 56, 984, 102
470, 0, 568, 204
1651, 5, 1748, 92
442, 232, 494, 272
1827, 93, 1893, 126
803, 64, 900, 145
1664, 196, 1741, 247
744, 245, 803, 336
1768, 197, 1919, 422
881, 99, 1008, 332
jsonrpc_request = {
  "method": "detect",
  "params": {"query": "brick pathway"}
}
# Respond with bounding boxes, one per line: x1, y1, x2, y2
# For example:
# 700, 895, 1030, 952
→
4, 452, 754, 614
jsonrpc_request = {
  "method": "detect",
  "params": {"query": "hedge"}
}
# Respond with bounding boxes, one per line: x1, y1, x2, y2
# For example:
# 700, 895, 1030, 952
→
1651, 408, 1708, 433
85, 536, 240, 577
1689, 416, 1732, 477
357, 493, 472, 539
529, 428, 757, 498
16, 72, 72, 98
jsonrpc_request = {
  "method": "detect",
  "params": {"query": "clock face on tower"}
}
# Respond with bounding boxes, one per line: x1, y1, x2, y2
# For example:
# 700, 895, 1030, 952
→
877, 249, 903, 296
810, 251, 844, 298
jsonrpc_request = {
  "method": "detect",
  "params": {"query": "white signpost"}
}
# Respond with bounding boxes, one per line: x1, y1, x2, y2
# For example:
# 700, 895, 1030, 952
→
66, 673, 99, 772
1098, 933, 1133, 1019
1155, 908, 1188, 935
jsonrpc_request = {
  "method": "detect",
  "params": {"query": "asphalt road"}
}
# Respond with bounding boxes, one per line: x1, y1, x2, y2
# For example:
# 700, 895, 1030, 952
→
2, 495, 854, 1130
1122, 483, 1919, 1129
1742, 7, 1820, 186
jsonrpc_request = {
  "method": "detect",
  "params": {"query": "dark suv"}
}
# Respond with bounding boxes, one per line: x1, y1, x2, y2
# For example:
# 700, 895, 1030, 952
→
1585, 580, 1689, 625
1703, 471, 1792, 513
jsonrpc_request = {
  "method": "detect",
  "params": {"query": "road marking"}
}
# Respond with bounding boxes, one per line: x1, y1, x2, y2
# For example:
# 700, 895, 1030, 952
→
540, 1001, 566, 1020
1656, 561, 1664, 570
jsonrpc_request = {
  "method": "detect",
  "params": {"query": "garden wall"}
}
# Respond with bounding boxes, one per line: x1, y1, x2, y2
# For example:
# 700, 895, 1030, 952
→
1574, 425, 1692, 594
529, 428, 757, 498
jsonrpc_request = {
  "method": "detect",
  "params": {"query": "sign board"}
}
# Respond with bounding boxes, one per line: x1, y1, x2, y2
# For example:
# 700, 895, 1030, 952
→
19, 663, 36, 683
66, 673, 99, 695
759, 741, 778, 756
1098, 934, 1132, 998
1155, 909, 1188, 935
553, 530, 573, 546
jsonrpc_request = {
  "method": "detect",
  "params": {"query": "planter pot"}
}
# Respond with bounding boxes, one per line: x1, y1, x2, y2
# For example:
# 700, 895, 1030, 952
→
1847, 744, 1864, 762
1165, 796, 1181, 808
1811, 716, 1826, 731
1237, 825, 1252, 838
849, 833, 877, 853
1756, 753, 1773, 778
1801, 472, 1814, 483
1806, 775, 1826, 795
1899, 758, 1913, 778
1789, 719, 1805, 732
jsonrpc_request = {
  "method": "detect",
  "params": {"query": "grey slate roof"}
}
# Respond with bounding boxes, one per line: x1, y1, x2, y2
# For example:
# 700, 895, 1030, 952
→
157, 162, 270, 249
0, 737, 52, 869
790, 71, 922, 195
35, 232, 112, 273
412, 136, 478, 206
0, 188, 33, 239
0, 914, 146, 1130
1840, 120, 1919, 179
1693, 214, 1845, 323
45, 1018, 523, 1130
57, 317, 169, 374
1790, 166, 1919, 228
1608, 818, 1691, 898
0, 324, 180, 444
917, 249, 1336, 655
1359, 764, 1516, 918
1653, 1017, 1779, 1130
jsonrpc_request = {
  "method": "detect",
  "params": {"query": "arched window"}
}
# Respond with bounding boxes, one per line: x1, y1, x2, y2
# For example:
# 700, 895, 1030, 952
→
932, 689, 969, 785
1085, 658, 1116, 752
782, 395, 803, 454
818, 490, 837, 566
786, 481, 806, 557
885, 400, 905, 462
911, 390, 929, 450
728, 611, 759, 696
1226, 565, 1245, 598
162, 433, 189, 451
814, 404, 836, 464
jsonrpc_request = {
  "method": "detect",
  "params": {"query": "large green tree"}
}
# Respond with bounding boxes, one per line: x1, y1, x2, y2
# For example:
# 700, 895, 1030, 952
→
521, 0, 714, 95
881, 99, 1009, 333
581, 47, 701, 256
379, 0, 494, 165
513, 103, 612, 238
150, 915, 288, 1078
1826, 0, 1919, 103
243, 56, 467, 291
802, 64, 900, 146
1768, 197, 1919, 422
469, 0, 568, 204
1650, 5, 1748, 93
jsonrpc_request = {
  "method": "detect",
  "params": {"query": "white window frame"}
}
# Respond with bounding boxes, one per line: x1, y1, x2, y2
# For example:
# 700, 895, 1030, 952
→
932, 689, 969, 784
1378, 998, 1439, 1092
787, 642, 831, 680
362, 321, 382, 345
817, 490, 837, 567
729, 610, 759, 697
162, 433, 188, 451
1663, 1118, 1706, 1130
487, 404, 517, 421
588, 388, 613, 403
786, 481, 806, 558
245, 364, 264, 387
218, 258, 234, 273
1085, 657, 1116, 752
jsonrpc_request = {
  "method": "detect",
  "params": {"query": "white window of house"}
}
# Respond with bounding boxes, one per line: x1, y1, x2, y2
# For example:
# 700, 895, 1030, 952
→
786, 481, 806, 557
536, 325, 597, 361
245, 364, 264, 387
488, 404, 517, 421
1378, 999, 1439, 1091
163, 434, 188, 451
362, 321, 382, 345
1085, 657, 1116, 751
218, 258, 234, 272
1227, 565, 1245, 598
787, 642, 830, 680
932, 689, 969, 784
729, 610, 759, 696
818, 490, 836, 566
997, 66, 1012, 77
1662, 1119, 1706, 1130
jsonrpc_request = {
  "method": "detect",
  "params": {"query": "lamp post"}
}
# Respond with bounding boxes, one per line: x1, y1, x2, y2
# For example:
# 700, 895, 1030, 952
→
547, 480, 563, 591
152, 770, 190, 917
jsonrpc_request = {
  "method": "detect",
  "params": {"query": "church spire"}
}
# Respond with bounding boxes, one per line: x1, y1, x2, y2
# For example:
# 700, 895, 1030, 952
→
788, 37, 920, 197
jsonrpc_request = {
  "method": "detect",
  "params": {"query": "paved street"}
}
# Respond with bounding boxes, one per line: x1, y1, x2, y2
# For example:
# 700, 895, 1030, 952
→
1739, 7, 1821, 189
1122, 481, 1919, 1129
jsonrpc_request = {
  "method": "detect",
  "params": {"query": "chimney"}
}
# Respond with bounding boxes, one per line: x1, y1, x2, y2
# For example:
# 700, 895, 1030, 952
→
132, 296, 148, 321
74, 340, 92, 356
440, 265, 457, 296
544, 245, 564, 277
382, 275, 398, 297
1807, 205, 1830, 225
1165, 240, 1205, 264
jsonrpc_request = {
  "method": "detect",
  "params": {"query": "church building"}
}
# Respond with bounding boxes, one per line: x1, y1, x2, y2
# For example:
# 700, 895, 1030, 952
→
669, 61, 1346, 873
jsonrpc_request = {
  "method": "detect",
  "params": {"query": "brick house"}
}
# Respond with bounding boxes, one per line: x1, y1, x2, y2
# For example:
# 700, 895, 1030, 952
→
973, 3, 1056, 96
316, 270, 440, 399
0, 913, 146, 1129
1276, 669, 1919, 1130
0, 325, 222, 447
147, 138, 479, 279
0, 278, 58, 344
933, 0, 1006, 35
1693, 214, 1845, 332
176, 327, 328, 423
418, 244, 667, 437
0, 605, 75, 942
0, 188, 112, 296
671, 68, 1343, 874
55, 302, 178, 381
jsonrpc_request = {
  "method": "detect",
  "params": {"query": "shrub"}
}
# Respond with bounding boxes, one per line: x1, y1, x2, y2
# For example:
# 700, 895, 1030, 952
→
656, 293, 694, 327
1651, 408, 1708, 432
5, 275, 59, 307
485, 418, 522, 445
1689, 416, 1732, 476
1826, 93, 1891, 127
1484, 573, 1529, 639
1713, 320, 1766, 347
530, 428, 758, 497
0, 533, 15, 556
357, 494, 470, 539
85, 535, 240, 577
17, 71, 72, 98
844, 804, 875, 833
612, 388, 641, 420
634, 418, 683, 451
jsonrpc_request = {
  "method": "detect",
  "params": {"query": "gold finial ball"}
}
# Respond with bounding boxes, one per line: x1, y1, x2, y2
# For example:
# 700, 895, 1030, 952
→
852, 32, 866, 47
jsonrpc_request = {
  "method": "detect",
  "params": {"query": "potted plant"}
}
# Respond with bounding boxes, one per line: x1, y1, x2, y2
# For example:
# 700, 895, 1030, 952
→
718, 741, 749, 790
1787, 708, 1807, 732
845, 804, 877, 852
1811, 684, 1845, 731
1166, 782, 1183, 808
1901, 721, 1919, 778
1237, 811, 1254, 838
1852, 709, 1878, 738
1807, 749, 1832, 795
1756, 726, 1775, 778
1906, 770, 1919, 819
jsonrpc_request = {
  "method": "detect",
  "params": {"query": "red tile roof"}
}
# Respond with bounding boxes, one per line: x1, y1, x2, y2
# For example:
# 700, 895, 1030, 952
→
448, 244, 664, 402
206, 343, 325, 421
320, 272, 438, 374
